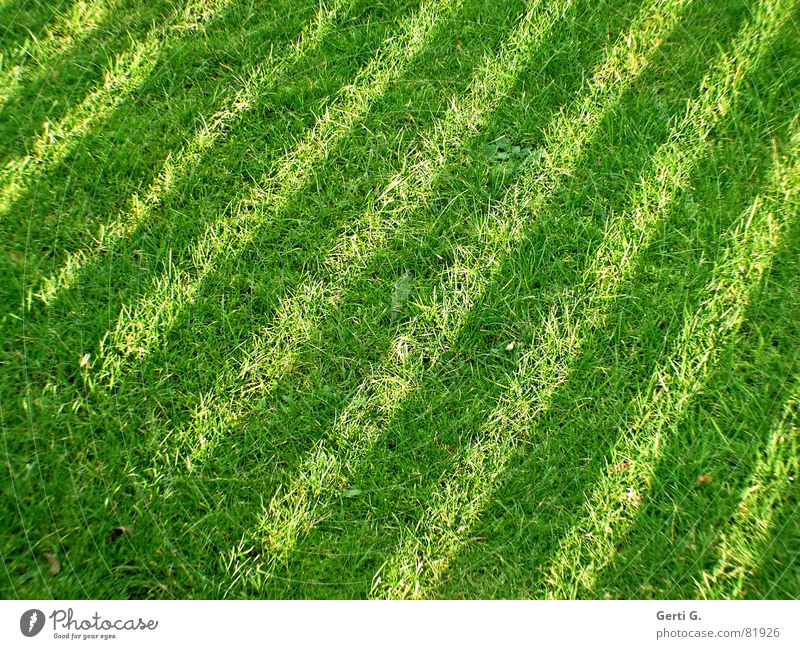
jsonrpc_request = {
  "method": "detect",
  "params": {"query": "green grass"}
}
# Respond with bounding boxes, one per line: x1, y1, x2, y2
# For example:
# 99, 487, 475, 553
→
1, 0, 798, 599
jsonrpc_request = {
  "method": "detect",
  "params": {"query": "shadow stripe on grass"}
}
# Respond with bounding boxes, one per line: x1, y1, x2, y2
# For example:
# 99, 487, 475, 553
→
594, 220, 800, 599
586, 131, 800, 600
0, 1, 336, 312
110, 0, 632, 597
703, 379, 800, 598
181, 0, 573, 468
0, 0, 228, 593
698, 190, 800, 598
0, 0, 78, 62
427, 6, 800, 598
0, 0, 351, 596
259, 0, 708, 594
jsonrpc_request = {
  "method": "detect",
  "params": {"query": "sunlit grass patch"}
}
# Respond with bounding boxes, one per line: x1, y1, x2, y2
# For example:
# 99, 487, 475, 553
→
0, 0, 111, 107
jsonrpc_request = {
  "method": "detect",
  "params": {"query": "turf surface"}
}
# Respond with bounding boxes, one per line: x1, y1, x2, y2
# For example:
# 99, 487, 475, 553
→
1, 0, 799, 599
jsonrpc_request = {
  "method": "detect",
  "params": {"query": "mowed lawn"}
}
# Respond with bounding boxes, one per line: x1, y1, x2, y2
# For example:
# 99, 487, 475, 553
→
1, 0, 799, 599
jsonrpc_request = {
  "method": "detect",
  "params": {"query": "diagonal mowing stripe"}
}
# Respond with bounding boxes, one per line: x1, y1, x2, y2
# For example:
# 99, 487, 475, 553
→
0, 0, 114, 107
90, 0, 462, 397
541, 128, 799, 599
33, 0, 352, 306
222, 0, 690, 594
371, 0, 793, 599
0, 0, 235, 219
